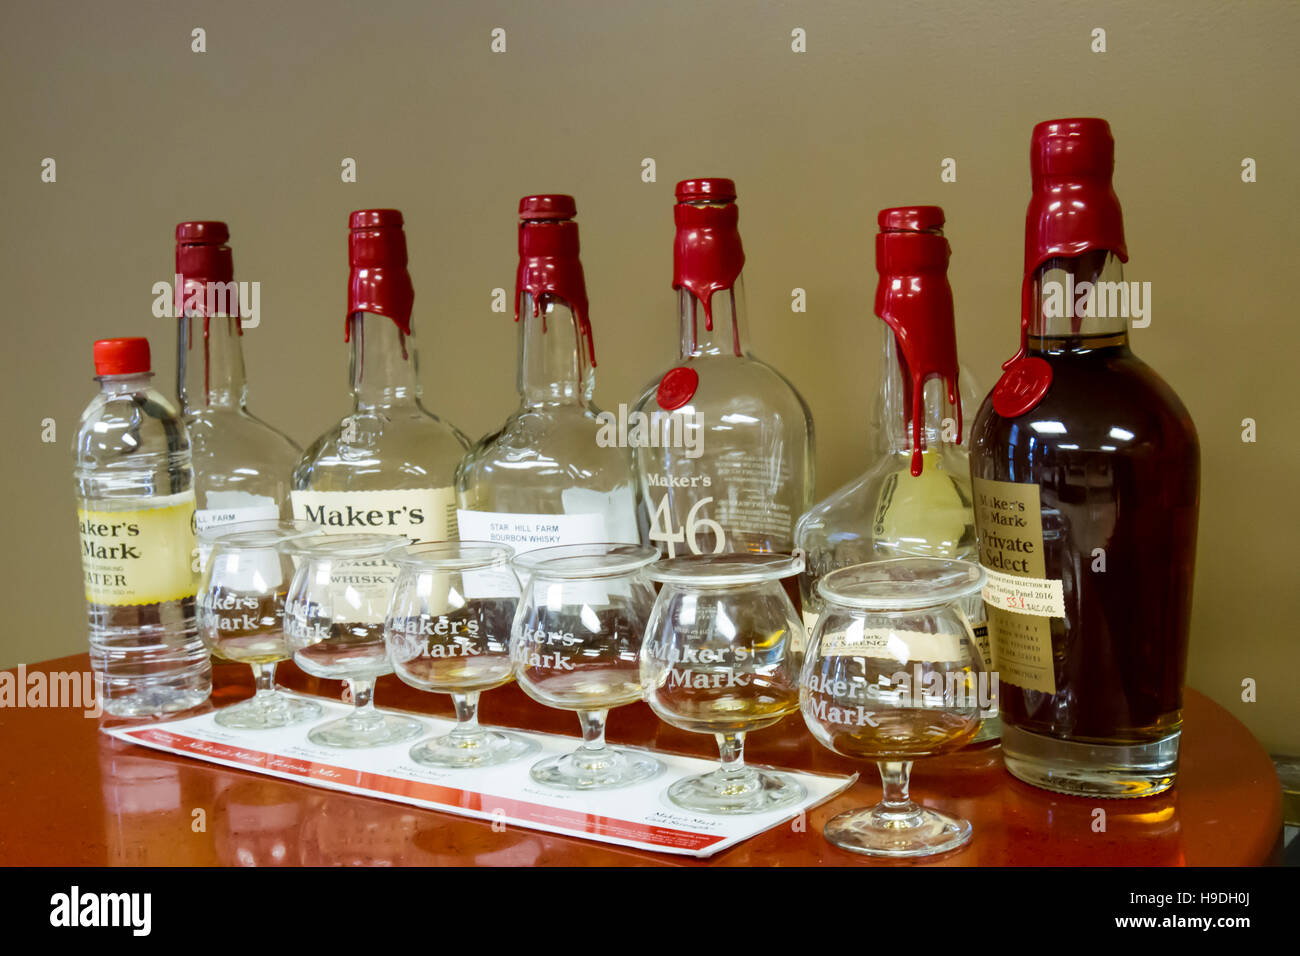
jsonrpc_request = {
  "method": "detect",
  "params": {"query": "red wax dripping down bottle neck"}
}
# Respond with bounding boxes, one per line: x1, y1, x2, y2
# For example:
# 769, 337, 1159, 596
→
514, 194, 596, 368
175, 220, 238, 332
346, 209, 415, 343
994, 119, 1129, 419
874, 206, 962, 477
672, 178, 745, 335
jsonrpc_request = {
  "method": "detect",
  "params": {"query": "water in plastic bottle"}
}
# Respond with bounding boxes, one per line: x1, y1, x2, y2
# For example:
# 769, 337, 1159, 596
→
74, 337, 211, 715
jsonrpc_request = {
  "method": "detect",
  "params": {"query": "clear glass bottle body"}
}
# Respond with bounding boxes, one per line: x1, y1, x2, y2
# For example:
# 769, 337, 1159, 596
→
177, 314, 300, 562
74, 371, 211, 715
292, 313, 470, 542
455, 295, 642, 551
633, 283, 815, 558
796, 325, 977, 628
969, 252, 1200, 797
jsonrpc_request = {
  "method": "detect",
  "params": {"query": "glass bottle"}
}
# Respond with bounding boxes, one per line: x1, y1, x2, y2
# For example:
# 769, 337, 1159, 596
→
795, 208, 976, 625
632, 178, 814, 560
968, 118, 1200, 798
173, 221, 300, 568
292, 209, 469, 542
455, 195, 641, 551
74, 337, 210, 716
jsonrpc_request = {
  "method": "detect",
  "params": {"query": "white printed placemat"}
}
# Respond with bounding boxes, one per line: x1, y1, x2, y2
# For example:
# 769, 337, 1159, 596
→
104, 695, 855, 859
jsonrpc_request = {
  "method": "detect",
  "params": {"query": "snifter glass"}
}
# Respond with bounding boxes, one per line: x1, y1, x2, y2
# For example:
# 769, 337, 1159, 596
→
801, 558, 986, 857
511, 543, 662, 790
386, 541, 534, 768
197, 519, 325, 729
283, 534, 423, 748
641, 553, 806, 815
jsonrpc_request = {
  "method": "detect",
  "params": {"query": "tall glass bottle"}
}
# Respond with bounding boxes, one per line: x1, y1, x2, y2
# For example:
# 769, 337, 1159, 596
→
969, 119, 1200, 797
455, 195, 641, 551
293, 210, 469, 542
632, 178, 814, 559
796, 207, 976, 628
174, 221, 300, 566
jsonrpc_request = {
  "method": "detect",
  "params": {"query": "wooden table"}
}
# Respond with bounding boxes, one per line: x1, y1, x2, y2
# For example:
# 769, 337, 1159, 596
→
0, 654, 1282, 866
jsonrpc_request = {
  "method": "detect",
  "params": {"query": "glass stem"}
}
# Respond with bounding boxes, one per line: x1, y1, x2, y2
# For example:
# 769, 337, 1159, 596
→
576, 709, 609, 754
716, 731, 748, 777
251, 661, 276, 699
346, 677, 379, 727
450, 691, 482, 739
878, 760, 918, 812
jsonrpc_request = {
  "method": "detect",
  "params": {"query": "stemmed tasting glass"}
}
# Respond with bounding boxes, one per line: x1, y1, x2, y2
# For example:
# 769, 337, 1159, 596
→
385, 541, 535, 768
640, 553, 806, 814
283, 534, 423, 748
197, 519, 325, 729
801, 557, 986, 857
511, 543, 662, 790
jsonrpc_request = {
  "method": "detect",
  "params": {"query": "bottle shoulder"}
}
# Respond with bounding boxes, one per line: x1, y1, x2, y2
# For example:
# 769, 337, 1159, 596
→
75, 388, 190, 467
457, 405, 637, 491
293, 404, 469, 491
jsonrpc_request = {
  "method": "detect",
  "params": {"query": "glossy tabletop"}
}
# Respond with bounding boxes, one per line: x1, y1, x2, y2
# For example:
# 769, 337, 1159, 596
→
0, 654, 1282, 866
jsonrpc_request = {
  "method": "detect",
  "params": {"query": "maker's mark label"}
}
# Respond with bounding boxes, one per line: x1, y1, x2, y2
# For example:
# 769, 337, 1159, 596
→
77, 490, 198, 606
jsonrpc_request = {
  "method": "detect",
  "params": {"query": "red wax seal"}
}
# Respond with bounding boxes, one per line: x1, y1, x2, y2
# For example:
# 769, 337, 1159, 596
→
672, 178, 745, 335
991, 357, 1053, 419
656, 366, 699, 410
874, 206, 962, 477
93, 337, 151, 376
175, 221, 237, 326
515, 194, 596, 368
347, 209, 414, 341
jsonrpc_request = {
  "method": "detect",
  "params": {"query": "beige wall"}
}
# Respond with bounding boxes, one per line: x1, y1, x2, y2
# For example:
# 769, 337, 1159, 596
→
3, 1, 1297, 751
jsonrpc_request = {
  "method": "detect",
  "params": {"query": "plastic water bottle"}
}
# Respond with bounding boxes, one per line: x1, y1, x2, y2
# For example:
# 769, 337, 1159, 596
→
74, 337, 211, 716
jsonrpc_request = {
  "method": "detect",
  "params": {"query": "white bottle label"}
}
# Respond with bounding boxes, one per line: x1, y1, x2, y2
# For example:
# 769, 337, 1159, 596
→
195, 498, 281, 571
291, 487, 457, 542
456, 510, 614, 554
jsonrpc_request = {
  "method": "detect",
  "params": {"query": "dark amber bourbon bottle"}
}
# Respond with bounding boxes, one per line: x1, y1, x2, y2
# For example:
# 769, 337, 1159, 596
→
969, 119, 1200, 798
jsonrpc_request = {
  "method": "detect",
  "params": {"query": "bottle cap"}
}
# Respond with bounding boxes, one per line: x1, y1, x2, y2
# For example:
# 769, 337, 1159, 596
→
347, 209, 414, 340
516, 195, 595, 367
878, 206, 945, 234
675, 178, 737, 203
175, 221, 236, 322
519, 194, 577, 221
94, 338, 151, 376
874, 206, 961, 476
673, 179, 745, 333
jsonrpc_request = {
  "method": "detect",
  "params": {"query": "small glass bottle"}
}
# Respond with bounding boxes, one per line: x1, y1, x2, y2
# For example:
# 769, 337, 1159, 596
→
293, 210, 469, 542
456, 195, 641, 551
173, 221, 300, 568
74, 337, 211, 716
632, 178, 814, 560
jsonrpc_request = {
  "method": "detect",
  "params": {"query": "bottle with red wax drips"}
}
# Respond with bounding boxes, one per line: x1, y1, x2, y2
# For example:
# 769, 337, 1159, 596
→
631, 178, 814, 559
795, 207, 980, 631
455, 195, 642, 551
968, 119, 1200, 798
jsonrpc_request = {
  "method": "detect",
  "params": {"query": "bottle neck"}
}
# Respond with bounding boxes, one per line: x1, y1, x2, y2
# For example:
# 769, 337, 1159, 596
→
177, 315, 246, 412
679, 279, 749, 359
874, 323, 958, 457
100, 372, 154, 396
518, 293, 593, 407
1028, 251, 1130, 353
350, 313, 420, 409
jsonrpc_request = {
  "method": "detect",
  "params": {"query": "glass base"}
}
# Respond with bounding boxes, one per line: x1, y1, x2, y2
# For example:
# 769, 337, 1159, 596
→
668, 766, 805, 815
215, 692, 321, 730
530, 747, 662, 791
410, 729, 536, 768
1000, 722, 1179, 798
308, 711, 425, 749
824, 803, 971, 858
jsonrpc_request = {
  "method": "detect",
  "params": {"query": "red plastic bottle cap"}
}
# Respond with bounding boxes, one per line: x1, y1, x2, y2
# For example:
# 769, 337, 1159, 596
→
175, 221, 229, 244
675, 179, 737, 203
519, 195, 577, 221
992, 356, 1053, 418
878, 206, 945, 234
93, 338, 151, 376
656, 367, 699, 410
349, 209, 404, 231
